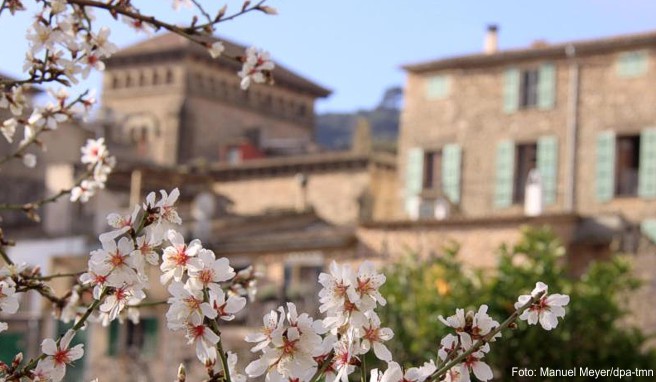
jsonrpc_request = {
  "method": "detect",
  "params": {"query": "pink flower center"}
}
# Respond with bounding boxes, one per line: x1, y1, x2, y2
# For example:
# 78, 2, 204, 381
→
198, 269, 213, 285
53, 349, 71, 365
109, 251, 126, 268
173, 246, 189, 266
191, 324, 205, 339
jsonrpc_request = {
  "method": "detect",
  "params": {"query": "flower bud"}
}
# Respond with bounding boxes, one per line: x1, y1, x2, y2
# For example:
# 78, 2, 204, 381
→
177, 363, 186, 382
12, 352, 23, 367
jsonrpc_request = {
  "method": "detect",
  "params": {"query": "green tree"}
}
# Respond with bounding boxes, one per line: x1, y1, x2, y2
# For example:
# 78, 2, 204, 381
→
379, 227, 656, 381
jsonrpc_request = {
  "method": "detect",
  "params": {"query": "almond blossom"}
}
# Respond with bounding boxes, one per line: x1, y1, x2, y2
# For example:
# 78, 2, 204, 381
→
245, 303, 326, 382
37, 329, 84, 382
209, 288, 246, 321
238, 46, 275, 90
0, 280, 20, 316
245, 308, 285, 352
515, 281, 570, 330
356, 313, 394, 362
185, 312, 220, 364
160, 230, 202, 284
187, 249, 235, 292
166, 280, 216, 330
370, 361, 436, 382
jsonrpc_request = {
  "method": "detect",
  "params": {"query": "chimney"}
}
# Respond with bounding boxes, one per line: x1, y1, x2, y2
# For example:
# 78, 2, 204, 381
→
484, 24, 498, 54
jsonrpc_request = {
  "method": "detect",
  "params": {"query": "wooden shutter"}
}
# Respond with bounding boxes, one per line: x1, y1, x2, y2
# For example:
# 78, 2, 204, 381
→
142, 318, 159, 357
537, 136, 558, 205
494, 140, 515, 208
538, 63, 556, 109
595, 131, 616, 202
641, 219, 656, 243
503, 68, 520, 114
405, 148, 424, 214
108, 320, 120, 356
0, 332, 24, 364
639, 128, 656, 198
442, 144, 462, 204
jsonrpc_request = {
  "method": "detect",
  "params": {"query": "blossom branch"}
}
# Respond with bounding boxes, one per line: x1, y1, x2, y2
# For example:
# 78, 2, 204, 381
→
66, 0, 268, 63
0, 90, 90, 168
428, 291, 545, 382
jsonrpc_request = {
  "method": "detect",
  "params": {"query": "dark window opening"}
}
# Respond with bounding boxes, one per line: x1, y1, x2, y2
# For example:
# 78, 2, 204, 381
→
615, 135, 640, 196
423, 151, 442, 190
520, 69, 539, 108
513, 143, 538, 203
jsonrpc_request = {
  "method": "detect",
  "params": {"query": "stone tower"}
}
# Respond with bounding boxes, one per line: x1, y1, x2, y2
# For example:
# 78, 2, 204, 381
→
101, 33, 330, 166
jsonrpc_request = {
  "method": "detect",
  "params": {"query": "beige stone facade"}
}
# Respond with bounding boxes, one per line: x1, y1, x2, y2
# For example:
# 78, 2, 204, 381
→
399, 30, 656, 223
102, 33, 329, 166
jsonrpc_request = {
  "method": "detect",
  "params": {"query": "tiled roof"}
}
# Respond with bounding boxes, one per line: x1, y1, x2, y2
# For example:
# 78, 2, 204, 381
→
404, 29, 656, 72
107, 33, 331, 97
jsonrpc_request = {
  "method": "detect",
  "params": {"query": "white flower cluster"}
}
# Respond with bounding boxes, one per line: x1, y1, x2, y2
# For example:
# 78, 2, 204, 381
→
435, 283, 570, 382
70, 138, 116, 203
78, 189, 181, 327
161, 224, 247, 369
238, 47, 275, 90
437, 306, 500, 382
245, 261, 397, 382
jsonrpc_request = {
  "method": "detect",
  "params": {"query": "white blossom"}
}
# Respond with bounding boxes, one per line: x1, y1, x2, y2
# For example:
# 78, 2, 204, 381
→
38, 329, 84, 382
515, 282, 569, 330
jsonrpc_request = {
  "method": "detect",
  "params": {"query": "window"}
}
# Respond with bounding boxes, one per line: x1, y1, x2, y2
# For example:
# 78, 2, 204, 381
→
513, 143, 537, 203
519, 69, 539, 108
617, 51, 648, 78
615, 135, 640, 196
108, 317, 158, 357
426, 75, 450, 100
422, 151, 442, 190
503, 64, 555, 113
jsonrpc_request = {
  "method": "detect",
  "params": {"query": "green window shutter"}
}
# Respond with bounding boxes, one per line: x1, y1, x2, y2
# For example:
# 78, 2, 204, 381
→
503, 68, 520, 114
641, 219, 656, 243
537, 136, 558, 205
618, 51, 649, 77
538, 63, 556, 109
595, 131, 616, 202
142, 318, 159, 357
0, 332, 24, 364
494, 140, 515, 208
639, 128, 656, 198
405, 148, 424, 215
426, 75, 450, 100
107, 320, 120, 356
442, 144, 462, 204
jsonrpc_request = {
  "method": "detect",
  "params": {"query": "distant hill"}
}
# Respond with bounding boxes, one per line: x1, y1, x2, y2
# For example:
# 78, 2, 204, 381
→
315, 87, 401, 152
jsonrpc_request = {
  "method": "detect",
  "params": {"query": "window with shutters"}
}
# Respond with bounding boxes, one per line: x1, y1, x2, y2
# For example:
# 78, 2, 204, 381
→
615, 135, 640, 197
422, 150, 442, 190
504, 63, 555, 113
513, 143, 538, 204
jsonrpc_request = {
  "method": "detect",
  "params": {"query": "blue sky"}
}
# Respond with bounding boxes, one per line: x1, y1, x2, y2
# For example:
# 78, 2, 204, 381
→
1, 0, 655, 113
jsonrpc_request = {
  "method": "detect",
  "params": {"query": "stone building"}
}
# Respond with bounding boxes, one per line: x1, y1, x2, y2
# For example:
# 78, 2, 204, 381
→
399, 27, 656, 226
383, 26, 656, 340
100, 32, 330, 166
